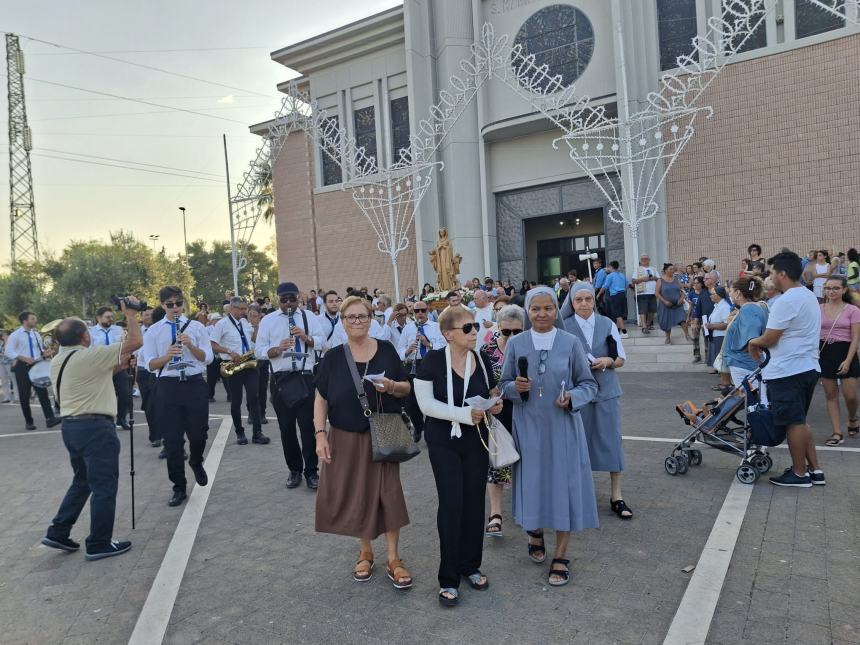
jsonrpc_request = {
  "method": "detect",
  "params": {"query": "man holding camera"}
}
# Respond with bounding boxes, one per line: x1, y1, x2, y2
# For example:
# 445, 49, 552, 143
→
40, 297, 142, 560
6, 311, 61, 430
90, 306, 133, 430
255, 282, 324, 490
142, 286, 213, 507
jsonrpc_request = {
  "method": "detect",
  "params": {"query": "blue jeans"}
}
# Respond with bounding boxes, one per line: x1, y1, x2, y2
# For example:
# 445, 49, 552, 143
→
46, 417, 120, 549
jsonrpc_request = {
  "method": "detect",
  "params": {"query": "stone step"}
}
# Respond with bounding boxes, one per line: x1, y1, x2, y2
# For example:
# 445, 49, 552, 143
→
624, 336, 694, 347
621, 362, 710, 373
624, 344, 694, 355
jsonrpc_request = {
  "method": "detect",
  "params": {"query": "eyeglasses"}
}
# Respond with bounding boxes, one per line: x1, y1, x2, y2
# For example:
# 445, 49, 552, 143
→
345, 314, 370, 324
279, 294, 298, 303
413, 307, 428, 313
822, 286, 842, 291
164, 300, 184, 309
458, 323, 480, 334
538, 349, 548, 375
499, 328, 523, 337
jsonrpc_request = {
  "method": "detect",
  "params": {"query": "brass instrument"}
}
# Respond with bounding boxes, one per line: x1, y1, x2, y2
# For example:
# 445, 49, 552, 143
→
220, 350, 258, 377
40, 319, 62, 353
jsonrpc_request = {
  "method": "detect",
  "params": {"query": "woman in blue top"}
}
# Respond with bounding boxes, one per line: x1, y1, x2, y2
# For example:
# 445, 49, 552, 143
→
723, 276, 769, 387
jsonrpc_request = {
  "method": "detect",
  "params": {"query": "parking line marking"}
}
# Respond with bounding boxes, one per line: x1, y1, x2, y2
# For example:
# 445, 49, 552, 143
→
127, 417, 232, 645
663, 478, 754, 645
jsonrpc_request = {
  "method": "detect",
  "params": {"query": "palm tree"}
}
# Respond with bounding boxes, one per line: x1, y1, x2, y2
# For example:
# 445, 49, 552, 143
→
254, 159, 275, 224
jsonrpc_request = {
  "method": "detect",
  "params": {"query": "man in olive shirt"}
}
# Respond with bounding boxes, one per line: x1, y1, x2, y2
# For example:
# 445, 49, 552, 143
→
41, 298, 142, 561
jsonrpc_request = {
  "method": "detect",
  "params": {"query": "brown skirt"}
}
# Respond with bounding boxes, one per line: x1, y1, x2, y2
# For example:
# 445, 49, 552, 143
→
315, 426, 410, 540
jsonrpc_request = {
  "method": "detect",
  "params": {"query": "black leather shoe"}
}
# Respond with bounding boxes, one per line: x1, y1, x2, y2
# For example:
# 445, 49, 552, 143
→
251, 432, 270, 445
306, 473, 320, 490
46, 417, 62, 428
118, 418, 131, 431
285, 471, 302, 489
25, 422, 36, 431
168, 490, 187, 507
236, 432, 249, 446
191, 463, 208, 486
260, 416, 268, 425
41, 535, 80, 552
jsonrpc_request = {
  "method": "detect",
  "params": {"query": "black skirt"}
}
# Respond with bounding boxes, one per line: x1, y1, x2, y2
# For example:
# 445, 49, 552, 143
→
819, 341, 860, 379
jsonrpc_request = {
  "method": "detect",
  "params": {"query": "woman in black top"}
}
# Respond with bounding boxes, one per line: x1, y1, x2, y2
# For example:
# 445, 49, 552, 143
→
415, 306, 503, 607
314, 296, 414, 589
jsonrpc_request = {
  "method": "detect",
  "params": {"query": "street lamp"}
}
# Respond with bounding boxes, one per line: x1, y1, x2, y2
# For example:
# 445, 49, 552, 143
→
148, 234, 160, 253
178, 206, 188, 263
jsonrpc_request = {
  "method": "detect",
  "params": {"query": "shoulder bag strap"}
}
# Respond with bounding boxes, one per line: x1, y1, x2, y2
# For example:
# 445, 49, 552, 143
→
342, 344, 372, 418
473, 349, 490, 389
821, 305, 846, 349
55, 350, 80, 409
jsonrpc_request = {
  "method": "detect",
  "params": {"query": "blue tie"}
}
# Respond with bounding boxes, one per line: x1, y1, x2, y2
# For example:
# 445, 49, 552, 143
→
27, 332, 35, 358
169, 321, 180, 363
418, 325, 428, 358
102, 329, 110, 345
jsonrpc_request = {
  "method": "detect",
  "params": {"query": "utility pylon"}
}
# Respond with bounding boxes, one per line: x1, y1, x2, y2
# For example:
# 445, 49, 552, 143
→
6, 33, 40, 266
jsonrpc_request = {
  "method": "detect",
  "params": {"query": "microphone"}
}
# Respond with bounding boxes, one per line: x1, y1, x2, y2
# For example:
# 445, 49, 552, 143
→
517, 356, 529, 403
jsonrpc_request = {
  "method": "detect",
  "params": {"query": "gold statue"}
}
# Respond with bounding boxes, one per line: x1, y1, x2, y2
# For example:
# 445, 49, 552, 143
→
429, 227, 462, 292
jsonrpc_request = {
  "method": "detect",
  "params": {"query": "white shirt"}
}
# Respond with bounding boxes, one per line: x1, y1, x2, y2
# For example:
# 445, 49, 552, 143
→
255, 308, 325, 373
89, 324, 124, 346
763, 286, 821, 380
633, 266, 659, 295
388, 318, 408, 348
141, 316, 213, 378
573, 313, 627, 360
473, 305, 494, 350
397, 320, 447, 360
210, 315, 255, 360
327, 318, 391, 350
6, 326, 44, 362
709, 300, 732, 338
134, 325, 150, 371
317, 312, 341, 351
531, 328, 557, 351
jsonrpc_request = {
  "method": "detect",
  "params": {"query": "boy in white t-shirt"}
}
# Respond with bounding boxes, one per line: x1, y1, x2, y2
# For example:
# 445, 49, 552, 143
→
631, 254, 659, 332
749, 250, 823, 488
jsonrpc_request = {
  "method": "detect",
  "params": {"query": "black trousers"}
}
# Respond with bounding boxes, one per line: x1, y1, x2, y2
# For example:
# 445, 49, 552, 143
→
227, 368, 261, 435
257, 361, 270, 418
113, 370, 132, 422
426, 421, 489, 589
270, 374, 317, 476
154, 376, 208, 492
403, 375, 425, 436
207, 358, 230, 400
137, 368, 158, 442
13, 363, 54, 424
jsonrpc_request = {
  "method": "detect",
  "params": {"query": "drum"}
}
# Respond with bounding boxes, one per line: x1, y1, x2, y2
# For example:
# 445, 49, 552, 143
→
29, 360, 52, 389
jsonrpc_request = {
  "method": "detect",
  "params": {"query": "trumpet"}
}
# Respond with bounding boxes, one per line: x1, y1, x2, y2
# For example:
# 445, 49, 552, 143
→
220, 350, 258, 377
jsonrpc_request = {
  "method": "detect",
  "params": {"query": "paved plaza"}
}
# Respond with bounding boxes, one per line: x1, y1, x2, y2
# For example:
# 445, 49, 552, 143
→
0, 372, 857, 645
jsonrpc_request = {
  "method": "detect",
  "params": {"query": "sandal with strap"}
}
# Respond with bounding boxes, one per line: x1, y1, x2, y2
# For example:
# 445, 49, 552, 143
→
353, 552, 374, 582
848, 418, 859, 438
386, 559, 413, 590
610, 499, 634, 520
485, 514, 503, 537
548, 558, 571, 587
438, 587, 459, 607
527, 530, 546, 564
825, 433, 844, 446
463, 571, 489, 590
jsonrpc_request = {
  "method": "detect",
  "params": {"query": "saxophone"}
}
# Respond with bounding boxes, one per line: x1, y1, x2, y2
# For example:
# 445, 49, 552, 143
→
220, 350, 258, 377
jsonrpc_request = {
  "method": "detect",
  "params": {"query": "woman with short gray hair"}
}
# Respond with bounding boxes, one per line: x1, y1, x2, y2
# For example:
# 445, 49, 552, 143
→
480, 304, 525, 538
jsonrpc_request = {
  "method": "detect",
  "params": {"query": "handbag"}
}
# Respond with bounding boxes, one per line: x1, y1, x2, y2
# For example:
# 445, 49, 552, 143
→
343, 344, 419, 464
474, 351, 520, 468
748, 404, 783, 447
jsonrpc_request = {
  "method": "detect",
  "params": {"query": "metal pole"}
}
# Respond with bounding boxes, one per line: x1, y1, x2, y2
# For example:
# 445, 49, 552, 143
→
223, 134, 240, 296
386, 175, 400, 300
179, 207, 188, 265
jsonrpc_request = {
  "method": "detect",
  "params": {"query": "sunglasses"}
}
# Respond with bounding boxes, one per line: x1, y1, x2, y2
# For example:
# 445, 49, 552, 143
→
164, 300, 184, 309
278, 294, 299, 303
538, 349, 548, 375
458, 323, 480, 334
499, 328, 523, 337
413, 307, 428, 312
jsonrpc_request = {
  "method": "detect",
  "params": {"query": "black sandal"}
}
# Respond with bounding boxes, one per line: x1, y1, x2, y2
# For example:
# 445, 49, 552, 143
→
463, 572, 489, 590
485, 514, 503, 537
610, 499, 634, 520
438, 588, 459, 607
848, 418, 859, 438
527, 530, 546, 564
548, 558, 570, 587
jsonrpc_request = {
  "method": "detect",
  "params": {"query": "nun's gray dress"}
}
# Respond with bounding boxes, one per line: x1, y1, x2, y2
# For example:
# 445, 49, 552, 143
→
564, 314, 625, 473
500, 330, 599, 532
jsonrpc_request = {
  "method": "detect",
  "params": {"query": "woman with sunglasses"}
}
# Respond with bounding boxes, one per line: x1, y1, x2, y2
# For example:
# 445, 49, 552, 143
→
480, 304, 525, 537
500, 286, 598, 587
560, 283, 631, 520
415, 306, 504, 606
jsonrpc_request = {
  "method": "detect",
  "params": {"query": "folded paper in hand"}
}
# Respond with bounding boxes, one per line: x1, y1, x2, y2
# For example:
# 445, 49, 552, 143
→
464, 395, 501, 411
363, 372, 386, 388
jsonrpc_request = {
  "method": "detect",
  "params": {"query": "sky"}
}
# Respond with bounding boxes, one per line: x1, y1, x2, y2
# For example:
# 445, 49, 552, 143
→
0, 0, 402, 264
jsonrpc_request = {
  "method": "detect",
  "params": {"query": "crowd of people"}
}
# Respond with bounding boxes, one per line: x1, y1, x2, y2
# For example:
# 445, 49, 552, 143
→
12, 243, 858, 603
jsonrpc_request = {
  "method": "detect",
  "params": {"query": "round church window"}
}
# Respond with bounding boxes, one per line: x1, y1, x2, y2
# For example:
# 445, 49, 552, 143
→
513, 4, 595, 93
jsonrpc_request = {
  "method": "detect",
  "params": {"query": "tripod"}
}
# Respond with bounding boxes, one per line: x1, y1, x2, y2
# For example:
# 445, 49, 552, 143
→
127, 364, 136, 529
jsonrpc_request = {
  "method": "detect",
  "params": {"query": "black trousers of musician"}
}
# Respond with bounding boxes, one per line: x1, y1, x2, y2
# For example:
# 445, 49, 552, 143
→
271, 374, 317, 477
113, 370, 132, 422
13, 363, 55, 425
154, 376, 208, 493
256, 360, 270, 418
137, 367, 158, 442
227, 368, 261, 435
425, 421, 489, 590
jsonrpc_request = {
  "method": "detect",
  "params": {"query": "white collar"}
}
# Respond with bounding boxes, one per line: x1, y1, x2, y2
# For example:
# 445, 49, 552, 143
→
574, 313, 595, 326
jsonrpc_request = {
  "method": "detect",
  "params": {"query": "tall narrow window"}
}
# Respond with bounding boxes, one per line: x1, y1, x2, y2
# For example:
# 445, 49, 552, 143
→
320, 115, 341, 186
795, 0, 845, 39
390, 97, 410, 165
726, 2, 767, 53
353, 106, 378, 172
657, 0, 698, 71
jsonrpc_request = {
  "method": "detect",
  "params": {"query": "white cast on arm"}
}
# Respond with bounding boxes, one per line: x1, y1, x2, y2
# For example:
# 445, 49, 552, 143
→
413, 379, 473, 426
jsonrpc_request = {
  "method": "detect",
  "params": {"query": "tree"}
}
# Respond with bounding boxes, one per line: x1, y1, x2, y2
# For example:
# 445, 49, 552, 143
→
186, 240, 278, 307
255, 159, 274, 224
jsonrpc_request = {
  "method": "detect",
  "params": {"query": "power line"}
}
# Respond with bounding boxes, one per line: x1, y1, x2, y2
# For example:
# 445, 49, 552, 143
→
30, 94, 261, 102
28, 102, 272, 122
28, 46, 269, 55
30, 153, 224, 182
35, 146, 225, 177
16, 34, 274, 98
34, 132, 243, 139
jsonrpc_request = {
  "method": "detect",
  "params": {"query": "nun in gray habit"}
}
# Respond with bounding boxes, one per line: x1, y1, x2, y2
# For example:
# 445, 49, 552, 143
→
499, 286, 598, 587
560, 283, 633, 520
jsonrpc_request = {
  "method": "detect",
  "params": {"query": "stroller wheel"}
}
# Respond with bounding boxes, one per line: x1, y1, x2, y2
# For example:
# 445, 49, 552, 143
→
676, 453, 690, 475
689, 450, 703, 466
750, 454, 772, 474
664, 456, 679, 476
736, 463, 759, 484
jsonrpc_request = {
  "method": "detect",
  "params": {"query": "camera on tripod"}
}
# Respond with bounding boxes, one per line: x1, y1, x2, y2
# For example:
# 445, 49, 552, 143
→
110, 295, 148, 311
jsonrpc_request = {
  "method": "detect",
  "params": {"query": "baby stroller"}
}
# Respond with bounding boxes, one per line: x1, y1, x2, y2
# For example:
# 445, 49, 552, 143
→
667, 350, 775, 484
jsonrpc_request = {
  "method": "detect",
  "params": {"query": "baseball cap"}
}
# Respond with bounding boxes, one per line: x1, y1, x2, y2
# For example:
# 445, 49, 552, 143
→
276, 282, 299, 295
